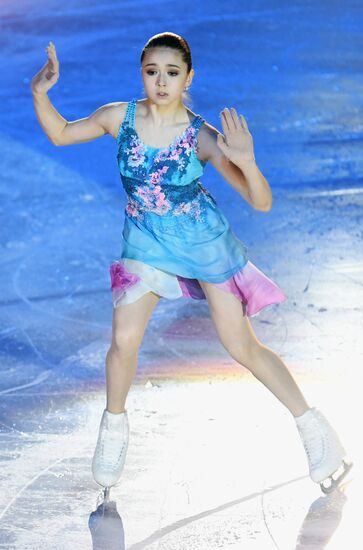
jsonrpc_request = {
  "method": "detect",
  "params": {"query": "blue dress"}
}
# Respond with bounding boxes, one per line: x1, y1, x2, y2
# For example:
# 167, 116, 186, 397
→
110, 98, 287, 317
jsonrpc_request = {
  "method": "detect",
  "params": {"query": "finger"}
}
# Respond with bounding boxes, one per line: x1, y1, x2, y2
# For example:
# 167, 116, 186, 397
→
46, 43, 57, 57
220, 111, 230, 136
221, 107, 237, 131
45, 46, 54, 59
220, 109, 231, 132
239, 114, 249, 131
230, 107, 241, 130
47, 45, 57, 57
47, 46, 59, 68
50, 52, 58, 65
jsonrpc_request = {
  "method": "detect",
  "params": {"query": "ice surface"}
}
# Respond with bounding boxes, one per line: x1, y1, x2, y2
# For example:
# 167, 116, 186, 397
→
0, 0, 362, 548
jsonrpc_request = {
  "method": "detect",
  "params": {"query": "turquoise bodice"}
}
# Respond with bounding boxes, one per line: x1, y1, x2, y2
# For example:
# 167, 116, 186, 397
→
116, 98, 218, 226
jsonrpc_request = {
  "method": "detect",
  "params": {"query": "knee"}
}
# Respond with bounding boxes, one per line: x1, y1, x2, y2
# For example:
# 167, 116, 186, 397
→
226, 340, 263, 366
110, 330, 140, 357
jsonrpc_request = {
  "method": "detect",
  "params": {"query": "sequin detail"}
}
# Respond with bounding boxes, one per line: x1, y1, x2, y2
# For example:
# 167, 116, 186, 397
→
122, 176, 216, 223
117, 98, 214, 223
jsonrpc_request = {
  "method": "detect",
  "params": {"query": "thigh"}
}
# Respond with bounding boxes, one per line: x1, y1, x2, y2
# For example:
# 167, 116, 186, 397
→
111, 291, 161, 350
198, 280, 261, 360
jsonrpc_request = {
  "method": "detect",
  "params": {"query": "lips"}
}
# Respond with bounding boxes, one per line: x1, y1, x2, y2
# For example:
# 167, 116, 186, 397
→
157, 92, 168, 96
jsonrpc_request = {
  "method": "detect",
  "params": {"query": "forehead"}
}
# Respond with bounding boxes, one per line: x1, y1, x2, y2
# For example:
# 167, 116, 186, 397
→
142, 47, 185, 68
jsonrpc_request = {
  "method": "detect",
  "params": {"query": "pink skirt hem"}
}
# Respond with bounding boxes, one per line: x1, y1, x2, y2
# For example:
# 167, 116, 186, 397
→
176, 260, 287, 317
110, 259, 287, 317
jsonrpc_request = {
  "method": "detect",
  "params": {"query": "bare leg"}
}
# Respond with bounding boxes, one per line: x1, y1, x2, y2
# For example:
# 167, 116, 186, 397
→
198, 281, 310, 417
241, 341, 310, 417
106, 291, 161, 414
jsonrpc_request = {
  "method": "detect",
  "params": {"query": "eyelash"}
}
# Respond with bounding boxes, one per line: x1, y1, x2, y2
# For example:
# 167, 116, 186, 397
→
146, 70, 179, 77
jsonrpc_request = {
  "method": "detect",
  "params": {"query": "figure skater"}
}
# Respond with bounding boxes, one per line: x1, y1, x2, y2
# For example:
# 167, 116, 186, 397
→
31, 32, 352, 499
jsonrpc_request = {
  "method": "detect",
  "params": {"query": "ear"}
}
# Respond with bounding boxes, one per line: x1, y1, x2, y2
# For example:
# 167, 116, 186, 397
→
187, 68, 195, 87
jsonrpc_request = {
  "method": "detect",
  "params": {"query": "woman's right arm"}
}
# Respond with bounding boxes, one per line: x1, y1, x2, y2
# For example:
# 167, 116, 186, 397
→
31, 42, 125, 146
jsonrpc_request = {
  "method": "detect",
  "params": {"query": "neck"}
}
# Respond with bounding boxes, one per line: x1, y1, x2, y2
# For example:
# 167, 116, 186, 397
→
143, 97, 189, 126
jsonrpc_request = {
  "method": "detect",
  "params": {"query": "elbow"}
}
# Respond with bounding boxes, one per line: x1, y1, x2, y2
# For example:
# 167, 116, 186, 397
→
50, 136, 62, 146
50, 127, 67, 146
48, 135, 60, 146
254, 198, 272, 212
247, 188, 272, 212
257, 193, 273, 212
260, 202, 272, 212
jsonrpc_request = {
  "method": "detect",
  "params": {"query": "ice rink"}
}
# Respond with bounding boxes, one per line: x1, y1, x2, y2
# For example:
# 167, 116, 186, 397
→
0, 0, 362, 548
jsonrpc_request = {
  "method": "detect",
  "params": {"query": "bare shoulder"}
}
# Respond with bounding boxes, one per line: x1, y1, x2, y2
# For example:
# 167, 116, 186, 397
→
92, 101, 128, 139
196, 120, 221, 163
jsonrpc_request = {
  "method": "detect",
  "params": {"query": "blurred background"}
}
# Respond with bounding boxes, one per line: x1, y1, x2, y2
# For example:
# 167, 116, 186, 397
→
0, 1, 362, 548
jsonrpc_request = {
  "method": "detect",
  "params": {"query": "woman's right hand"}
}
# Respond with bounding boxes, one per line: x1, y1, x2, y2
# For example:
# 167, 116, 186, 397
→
31, 41, 59, 95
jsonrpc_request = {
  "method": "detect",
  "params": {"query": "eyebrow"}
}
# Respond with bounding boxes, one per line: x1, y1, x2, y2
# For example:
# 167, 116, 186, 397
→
144, 63, 181, 68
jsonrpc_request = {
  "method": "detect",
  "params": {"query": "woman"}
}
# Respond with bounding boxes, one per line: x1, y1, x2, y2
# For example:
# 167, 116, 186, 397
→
31, 32, 352, 498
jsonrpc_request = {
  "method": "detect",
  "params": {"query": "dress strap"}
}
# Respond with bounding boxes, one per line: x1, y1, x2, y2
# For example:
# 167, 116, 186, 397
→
192, 115, 205, 132
123, 98, 137, 128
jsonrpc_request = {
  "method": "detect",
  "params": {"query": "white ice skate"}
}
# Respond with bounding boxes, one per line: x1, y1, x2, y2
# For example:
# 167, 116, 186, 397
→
92, 408, 129, 499
294, 407, 353, 494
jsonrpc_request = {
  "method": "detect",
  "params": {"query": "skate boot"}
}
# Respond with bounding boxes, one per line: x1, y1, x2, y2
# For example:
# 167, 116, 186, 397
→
294, 406, 353, 494
92, 408, 129, 496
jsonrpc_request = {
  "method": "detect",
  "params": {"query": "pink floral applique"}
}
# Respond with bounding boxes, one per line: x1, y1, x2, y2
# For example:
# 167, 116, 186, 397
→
149, 165, 169, 185
109, 261, 141, 291
179, 127, 195, 154
126, 134, 146, 168
180, 203, 192, 213
136, 186, 153, 206
154, 150, 173, 164
149, 171, 162, 185
130, 183, 172, 216
125, 197, 144, 221
174, 196, 203, 221
169, 148, 182, 161
153, 126, 196, 164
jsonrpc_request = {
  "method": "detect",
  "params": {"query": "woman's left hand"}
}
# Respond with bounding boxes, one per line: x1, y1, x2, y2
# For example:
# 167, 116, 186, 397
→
217, 107, 256, 166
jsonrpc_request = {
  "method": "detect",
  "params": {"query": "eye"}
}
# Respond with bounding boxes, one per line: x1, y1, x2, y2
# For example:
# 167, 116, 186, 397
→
145, 70, 179, 76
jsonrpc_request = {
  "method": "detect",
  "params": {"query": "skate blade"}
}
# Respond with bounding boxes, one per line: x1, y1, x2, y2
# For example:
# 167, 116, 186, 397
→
94, 478, 122, 507
95, 485, 113, 508
320, 460, 354, 494
103, 486, 111, 502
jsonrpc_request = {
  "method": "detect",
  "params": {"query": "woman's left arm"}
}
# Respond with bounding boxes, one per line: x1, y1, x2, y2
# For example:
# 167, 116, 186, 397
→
198, 107, 272, 212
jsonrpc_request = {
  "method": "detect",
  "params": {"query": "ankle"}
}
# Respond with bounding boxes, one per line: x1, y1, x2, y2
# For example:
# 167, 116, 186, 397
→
292, 404, 313, 419
106, 407, 126, 415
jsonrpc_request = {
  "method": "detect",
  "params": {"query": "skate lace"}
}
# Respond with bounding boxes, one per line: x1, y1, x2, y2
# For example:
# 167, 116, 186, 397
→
100, 428, 127, 470
302, 431, 323, 464
299, 417, 325, 467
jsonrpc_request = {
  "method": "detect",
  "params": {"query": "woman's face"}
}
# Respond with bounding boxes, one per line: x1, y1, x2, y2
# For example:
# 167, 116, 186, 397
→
140, 47, 194, 104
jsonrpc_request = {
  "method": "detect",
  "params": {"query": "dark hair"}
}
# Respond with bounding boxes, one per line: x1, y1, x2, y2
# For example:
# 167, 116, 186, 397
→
140, 32, 192, 73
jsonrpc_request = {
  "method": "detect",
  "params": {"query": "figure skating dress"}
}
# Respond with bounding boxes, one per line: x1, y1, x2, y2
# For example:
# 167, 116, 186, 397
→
110, 98, 287, 317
